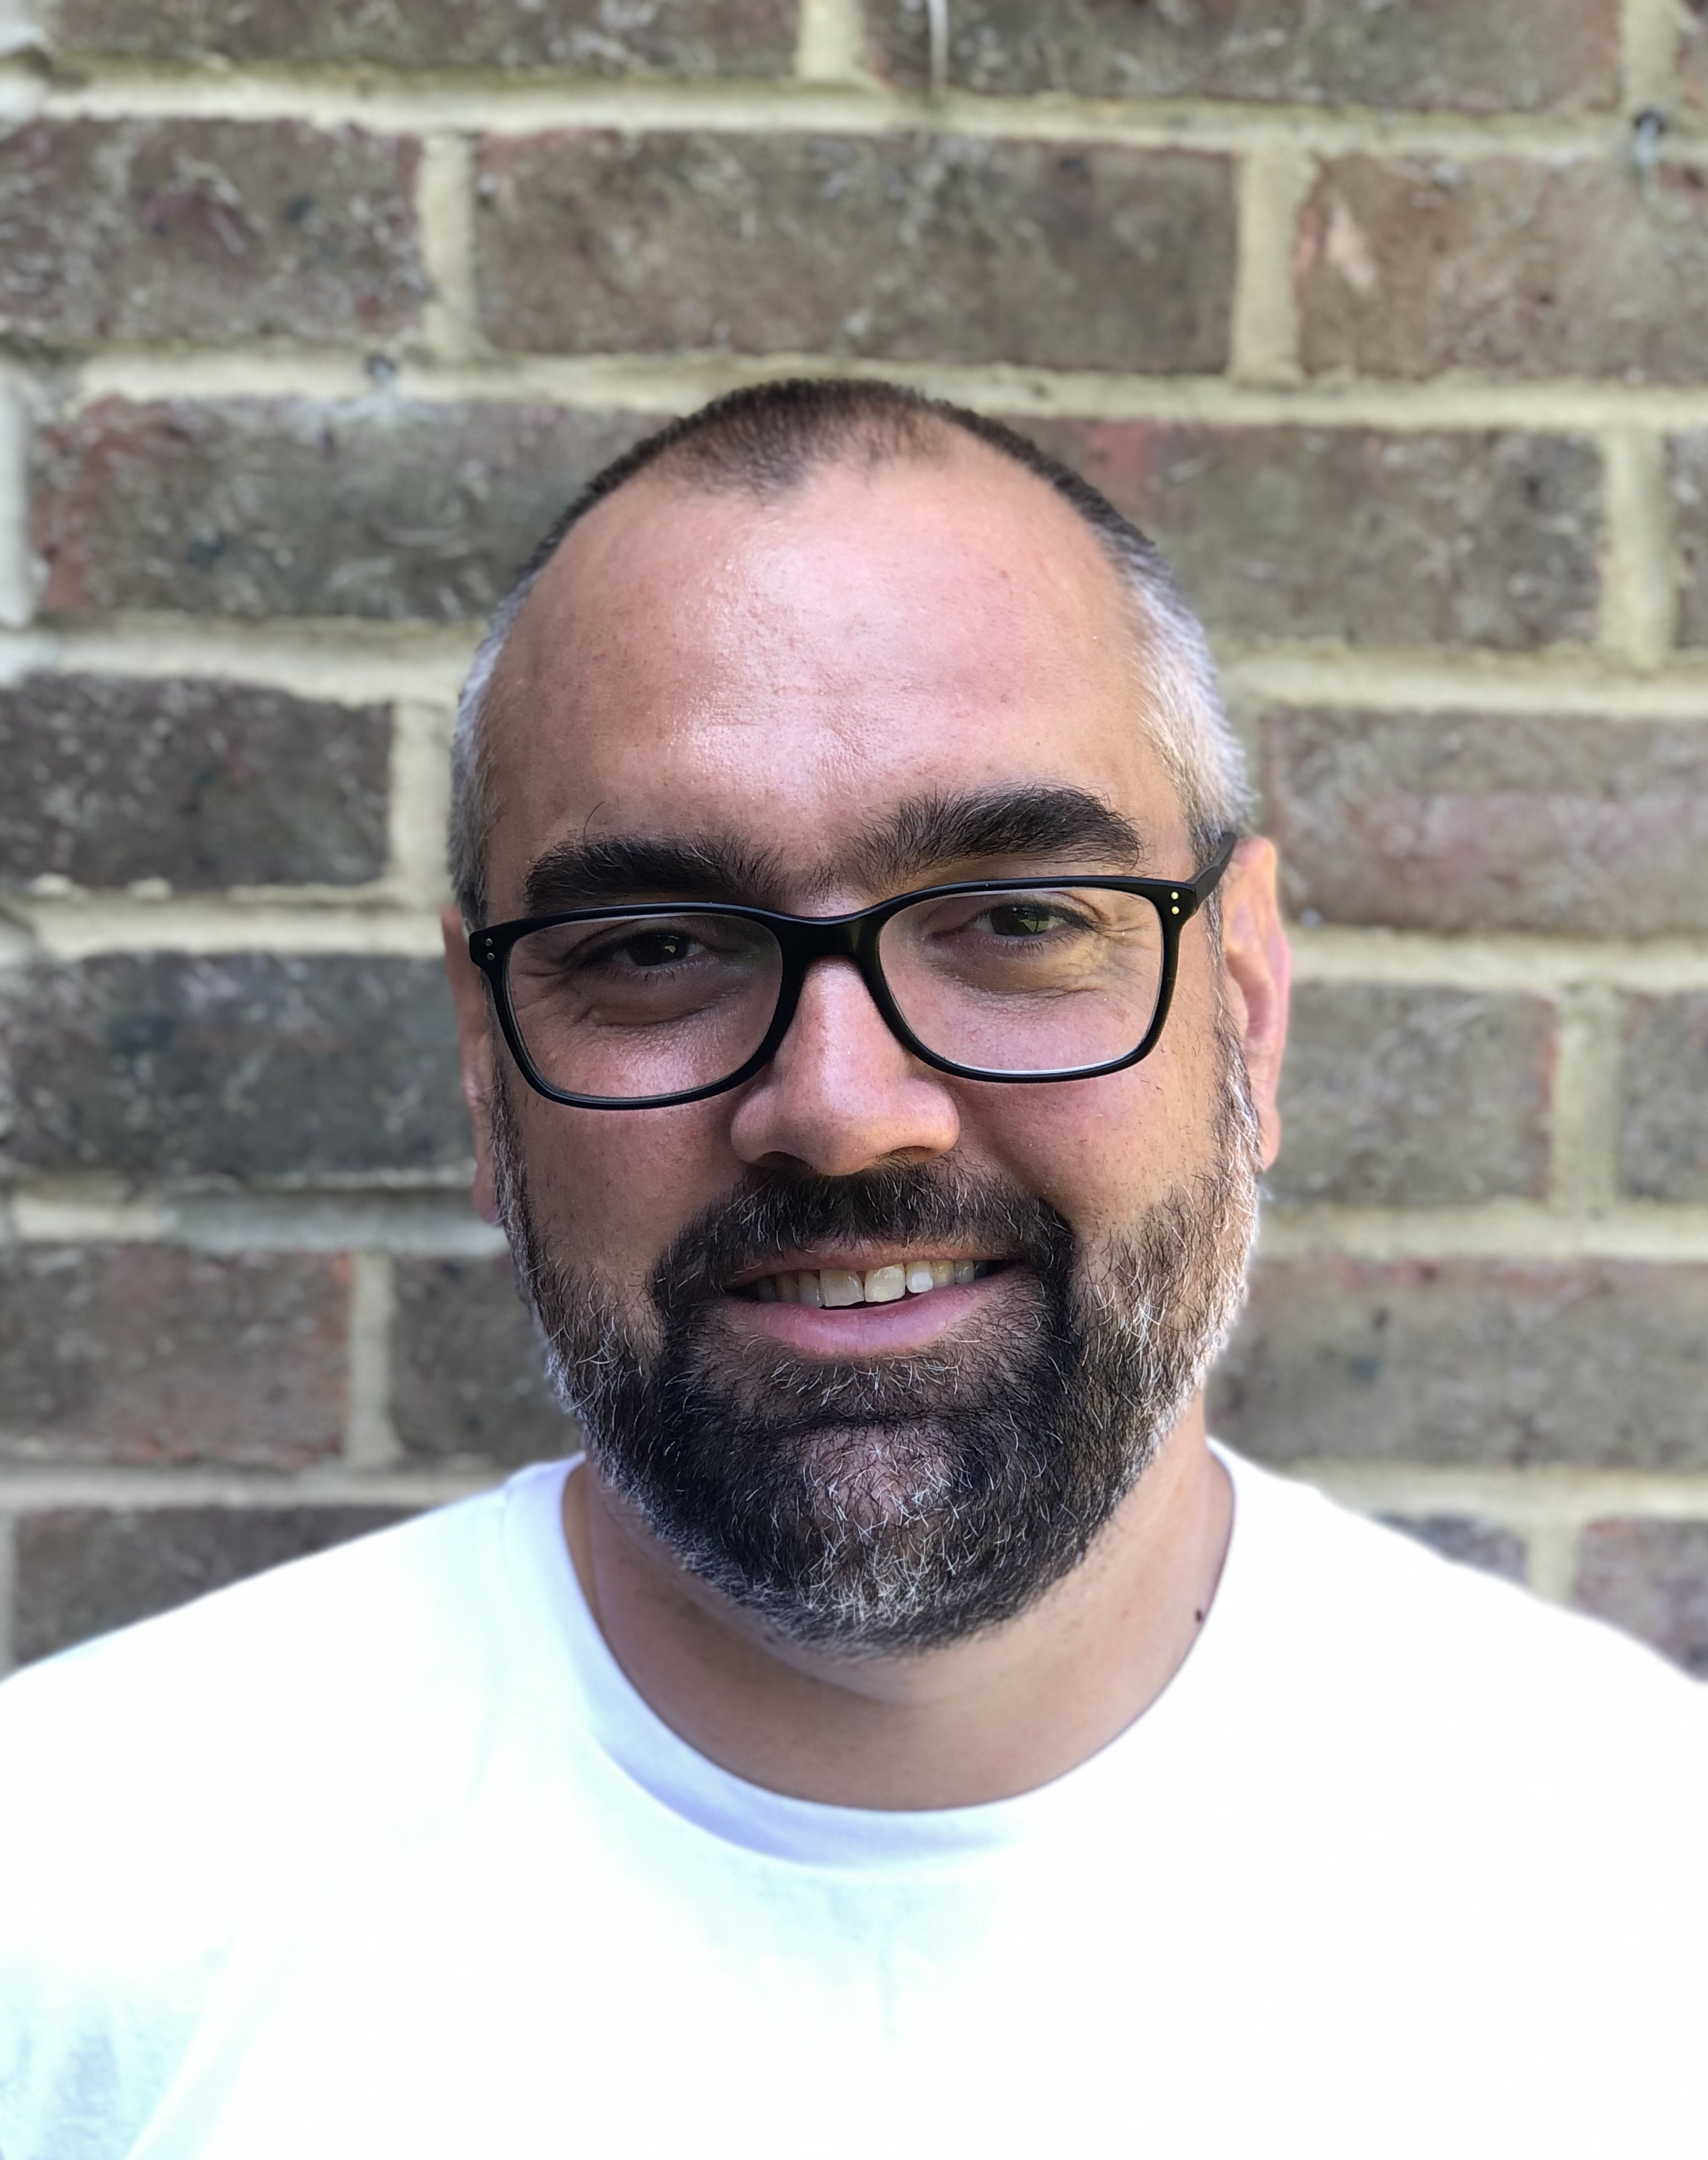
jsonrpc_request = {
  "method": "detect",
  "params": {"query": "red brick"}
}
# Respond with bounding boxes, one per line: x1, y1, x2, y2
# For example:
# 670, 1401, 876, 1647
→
0, 674, 390, 890
1379, 1515, 1527, 1583
1012, 419, 1602, 650
1209, 1259, 1708, 1469
13, 1505, 412, 1665
1618, 995, 1708, 1205
1673, 434, 1708, 650
1263, 706, 1708, 936
54, 0, 796, 74
475, 131, 1235, 373
1682, 3, 1708, 110
391, 1255, 577, 1468
2, 953, 466, 1180
34, 399, 653, 622
1273, 985, 1553, 1207
1574, 1521, 1708, 1678
0, 1246, 348, 1469
0, 119, 422, 347
1297, 154, 1708, 384
864, 0, 1619, 111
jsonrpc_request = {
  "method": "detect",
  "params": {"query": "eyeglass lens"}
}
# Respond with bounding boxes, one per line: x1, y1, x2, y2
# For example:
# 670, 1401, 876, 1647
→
503, 887, 1168, 1101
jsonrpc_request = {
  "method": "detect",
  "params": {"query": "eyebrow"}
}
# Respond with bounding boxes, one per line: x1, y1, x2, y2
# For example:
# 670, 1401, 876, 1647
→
523, 832, 789, 915
517, 785, 1150, 920
840, 785, 1150, 894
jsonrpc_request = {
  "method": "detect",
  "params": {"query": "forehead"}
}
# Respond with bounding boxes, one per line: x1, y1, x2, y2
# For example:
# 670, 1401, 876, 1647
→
482, 441, 1186, 912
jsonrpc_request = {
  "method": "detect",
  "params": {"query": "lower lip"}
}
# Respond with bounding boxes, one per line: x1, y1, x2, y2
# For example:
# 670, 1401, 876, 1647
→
720, 1274, 1007, 1354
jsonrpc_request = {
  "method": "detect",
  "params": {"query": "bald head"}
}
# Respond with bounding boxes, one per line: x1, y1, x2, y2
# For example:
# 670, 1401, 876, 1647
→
449, 380, 1248, 926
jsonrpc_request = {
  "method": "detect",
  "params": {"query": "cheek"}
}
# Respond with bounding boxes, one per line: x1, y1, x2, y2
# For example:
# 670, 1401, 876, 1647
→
511, 1097, 741, 1280
960, 1022, 1221, 1235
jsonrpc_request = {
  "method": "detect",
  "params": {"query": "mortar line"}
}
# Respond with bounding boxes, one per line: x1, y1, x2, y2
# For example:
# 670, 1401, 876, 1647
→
11, 1184, 508, 1256
1228, 144, 1313, 386
1280, 1460, 1708, 1525
1224, 651, 1708, 714
14, 898, 446, 958
793, 0, 873, 86
1621, 0, 1688, 114
1600, 428, 1678, 670
0, 1466, 500, 1509
1546, 985, 1626, 1215
0, 374, 34, 630
1287, 928, 1708, 993
384, 699, 455, 909
345, 1251, 403, 1469
415, 131, 484, 365
30, 66, 1706, 159
0, 1511, 16, 1679
6, 620, 478, 699
62, 347, 1708, 430
1521, 1521, 1585, 1606
1255, 1201, 1708, 1263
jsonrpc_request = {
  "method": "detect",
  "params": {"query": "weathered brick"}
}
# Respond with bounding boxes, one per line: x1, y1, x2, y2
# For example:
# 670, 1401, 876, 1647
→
1263, 706, 1708, 937
1378, 1515, 1528, 1584
1013, 420, 1602, 650
1209, 1258, 1708, 1469
0, 674, 389, 890
0, 119, 421, 348
1574, 1521, 1708, 1679
35, 399, 653, 622
52, 0, 796, 74
392, 1255, 579, 1468
475, 132, 1235, 373
1, 954, 466, 1181
1682, 1, 1708, 109
0, 1245, 347, 1468
1296, 155, 1708, 384
1271, 984, 1553, 1207
12, 1505, 411, 1666
1618, 995, 1708, 1205
866, 0, 1618, 112
1672, 434, 1708, 650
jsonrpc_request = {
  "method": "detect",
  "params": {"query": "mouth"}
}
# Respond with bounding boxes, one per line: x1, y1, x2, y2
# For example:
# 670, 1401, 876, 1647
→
728, 1257, 1009, 1308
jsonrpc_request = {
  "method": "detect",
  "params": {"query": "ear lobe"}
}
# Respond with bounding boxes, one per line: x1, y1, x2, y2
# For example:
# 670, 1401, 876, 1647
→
1215, 838, 1291, 1170
441, 907, 503, 1226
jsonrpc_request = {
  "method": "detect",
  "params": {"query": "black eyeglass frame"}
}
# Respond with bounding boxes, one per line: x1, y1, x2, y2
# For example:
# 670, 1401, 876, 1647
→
470, 832, 1241, 1110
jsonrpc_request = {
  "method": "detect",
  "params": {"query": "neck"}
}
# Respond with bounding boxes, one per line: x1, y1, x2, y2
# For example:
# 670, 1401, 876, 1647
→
560, 1404, 1232, 1811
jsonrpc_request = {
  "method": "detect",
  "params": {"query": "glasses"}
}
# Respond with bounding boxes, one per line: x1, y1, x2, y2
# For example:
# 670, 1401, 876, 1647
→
470, 834, 1239, 1110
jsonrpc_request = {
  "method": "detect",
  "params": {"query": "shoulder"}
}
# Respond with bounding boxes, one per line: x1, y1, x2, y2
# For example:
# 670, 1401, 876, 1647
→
0, 1469, 566, 1903
1215, 1446, 1708, 1773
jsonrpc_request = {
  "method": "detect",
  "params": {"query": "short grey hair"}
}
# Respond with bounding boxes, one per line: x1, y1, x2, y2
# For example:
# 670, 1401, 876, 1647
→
448, 380, 1250, 926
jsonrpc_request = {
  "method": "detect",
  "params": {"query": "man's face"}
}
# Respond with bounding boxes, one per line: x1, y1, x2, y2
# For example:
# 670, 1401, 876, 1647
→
447, 439, 1288, 1651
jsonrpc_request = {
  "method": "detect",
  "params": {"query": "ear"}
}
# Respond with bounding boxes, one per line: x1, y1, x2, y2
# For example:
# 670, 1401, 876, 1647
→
442, 907, 502, 1226
1214, 838, 1291, 1169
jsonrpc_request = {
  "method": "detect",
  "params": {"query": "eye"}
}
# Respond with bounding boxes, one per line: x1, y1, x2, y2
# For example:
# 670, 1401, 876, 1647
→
985, 901, 1076, 938
619, 928, 698, 969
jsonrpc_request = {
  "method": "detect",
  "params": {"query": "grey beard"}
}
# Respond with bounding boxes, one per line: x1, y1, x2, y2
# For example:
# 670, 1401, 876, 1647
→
492, 1027, 1261, 1656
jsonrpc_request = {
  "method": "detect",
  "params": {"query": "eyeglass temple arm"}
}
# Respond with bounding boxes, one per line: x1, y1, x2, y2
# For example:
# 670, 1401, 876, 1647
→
1181, 831, 1242, 913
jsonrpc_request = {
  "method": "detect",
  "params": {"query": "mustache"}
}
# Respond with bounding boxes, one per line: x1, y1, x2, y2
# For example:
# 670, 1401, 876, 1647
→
649, 1162, 1077, 1320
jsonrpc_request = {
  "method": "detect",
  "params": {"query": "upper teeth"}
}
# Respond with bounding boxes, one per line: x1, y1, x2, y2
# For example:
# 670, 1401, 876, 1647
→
753, 1259, 979, 1307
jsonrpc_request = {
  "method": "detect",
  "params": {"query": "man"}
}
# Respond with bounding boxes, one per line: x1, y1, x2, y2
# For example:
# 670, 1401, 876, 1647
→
2, 380, 1704, 2159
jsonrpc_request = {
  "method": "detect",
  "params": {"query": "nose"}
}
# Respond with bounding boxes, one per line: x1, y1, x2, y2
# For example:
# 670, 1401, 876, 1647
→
726, 956, 961, 1177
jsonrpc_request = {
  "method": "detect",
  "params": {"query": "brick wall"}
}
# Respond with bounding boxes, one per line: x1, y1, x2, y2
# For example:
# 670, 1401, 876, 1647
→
1, 0, 1705, 1677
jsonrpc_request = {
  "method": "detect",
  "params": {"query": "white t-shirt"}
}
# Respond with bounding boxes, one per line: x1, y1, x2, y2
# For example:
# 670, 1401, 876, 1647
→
2, 1447, 1705, 2160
